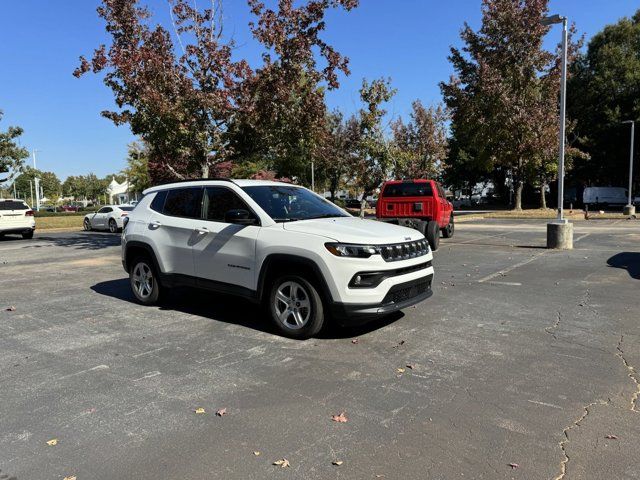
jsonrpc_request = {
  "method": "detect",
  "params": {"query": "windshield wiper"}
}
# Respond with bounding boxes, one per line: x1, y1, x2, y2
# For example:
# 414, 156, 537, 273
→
305, 213, 347, 220
272, 217, 302, 223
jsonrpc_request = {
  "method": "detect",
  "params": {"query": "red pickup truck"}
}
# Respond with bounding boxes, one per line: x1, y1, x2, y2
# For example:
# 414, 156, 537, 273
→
376, 179, 454, 250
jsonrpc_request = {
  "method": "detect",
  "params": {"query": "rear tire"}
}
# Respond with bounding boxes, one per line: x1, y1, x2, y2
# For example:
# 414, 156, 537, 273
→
268, 275, 324, 339
130, 256, 164, 305
426, 220, 440, 251
442, 214, 454, 238
22, 230, 34, 239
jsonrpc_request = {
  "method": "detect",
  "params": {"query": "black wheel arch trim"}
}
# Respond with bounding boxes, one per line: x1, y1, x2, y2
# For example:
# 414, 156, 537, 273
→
123, 241, 162, 274
257, 254, 333, 304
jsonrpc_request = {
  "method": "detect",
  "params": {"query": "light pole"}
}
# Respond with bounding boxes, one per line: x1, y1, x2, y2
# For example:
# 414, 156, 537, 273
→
621, 120, 635, 216
542, 13, 573, 249
32, 149, 41, 211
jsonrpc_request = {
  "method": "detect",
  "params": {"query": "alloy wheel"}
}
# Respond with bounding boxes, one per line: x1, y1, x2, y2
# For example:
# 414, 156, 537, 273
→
274, 281, 311, 330
132, 262, 154, 299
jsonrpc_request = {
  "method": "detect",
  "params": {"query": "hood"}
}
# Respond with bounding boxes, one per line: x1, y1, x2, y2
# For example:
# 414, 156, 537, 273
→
283, 217, 424, 244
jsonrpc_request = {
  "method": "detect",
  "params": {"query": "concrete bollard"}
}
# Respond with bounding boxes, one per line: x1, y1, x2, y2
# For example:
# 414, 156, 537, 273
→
623, 205, 636, 216
547, 221, 573, 249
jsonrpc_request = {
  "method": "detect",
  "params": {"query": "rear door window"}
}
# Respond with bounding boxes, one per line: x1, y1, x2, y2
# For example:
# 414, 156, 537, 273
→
0, 201, 28, 210
163, 188, 203, 219
383, 183, 433, 197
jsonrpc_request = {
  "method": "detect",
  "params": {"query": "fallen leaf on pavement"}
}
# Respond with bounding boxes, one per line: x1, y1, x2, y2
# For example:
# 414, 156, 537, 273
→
253, 451, 261, 456
216, 408, 227, 417
508, 463, 519, 469
351, 339, 359, 344
406, 364, 415, 370
273, 458, 290, 468
605, 434, 618, 440
331, 412, 348, 423
194, 407, 206, 414
46, 438, 58, 446
396, 368, 405, 374
332, 460, 343, 466
6, 306, 16, 311
393, 340, 405, 348
63, 476, 77, 480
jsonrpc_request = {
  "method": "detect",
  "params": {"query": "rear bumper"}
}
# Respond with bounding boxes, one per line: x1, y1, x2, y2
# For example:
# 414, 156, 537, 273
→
0, 226, 35, 234
330, 274, 433, 325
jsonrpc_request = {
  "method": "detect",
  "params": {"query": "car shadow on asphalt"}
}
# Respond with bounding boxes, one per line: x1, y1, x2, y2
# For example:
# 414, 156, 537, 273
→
90, 278, 403, 339
607, 252, 640, 280
34, 232, 121, 250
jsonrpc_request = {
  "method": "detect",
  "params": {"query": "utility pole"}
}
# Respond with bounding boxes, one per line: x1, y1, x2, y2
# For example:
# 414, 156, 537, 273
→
30, 180, 34, 208
311, 161, 315, 192
622, 120, 635, 216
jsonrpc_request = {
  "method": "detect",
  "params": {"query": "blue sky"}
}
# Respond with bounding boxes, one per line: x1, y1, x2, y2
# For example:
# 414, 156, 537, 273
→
0, 0, 636, 180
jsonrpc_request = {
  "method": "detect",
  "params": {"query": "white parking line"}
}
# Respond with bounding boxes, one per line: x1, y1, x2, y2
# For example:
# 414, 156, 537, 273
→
477, 251, 547, 283
487, 281, 522, 286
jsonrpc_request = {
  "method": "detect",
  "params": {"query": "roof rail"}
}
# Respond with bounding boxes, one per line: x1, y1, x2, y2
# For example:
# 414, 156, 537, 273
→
156, 177, 236, 187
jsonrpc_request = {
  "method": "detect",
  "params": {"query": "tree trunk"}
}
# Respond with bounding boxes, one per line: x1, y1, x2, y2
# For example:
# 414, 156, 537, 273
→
201, 162, 209, 179
540, 180, 547, 209
359, 191, 369, 219
514, 181, 523, 211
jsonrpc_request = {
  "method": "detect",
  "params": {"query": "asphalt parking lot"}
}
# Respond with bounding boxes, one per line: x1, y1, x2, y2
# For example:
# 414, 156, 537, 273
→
1, 219, 639, 480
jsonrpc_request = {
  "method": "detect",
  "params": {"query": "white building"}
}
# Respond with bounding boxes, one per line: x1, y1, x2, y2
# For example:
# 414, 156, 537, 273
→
107, 177, 134, 205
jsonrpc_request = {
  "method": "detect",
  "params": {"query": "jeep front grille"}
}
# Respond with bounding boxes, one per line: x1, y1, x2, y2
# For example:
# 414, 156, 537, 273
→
380, 239, 429, 262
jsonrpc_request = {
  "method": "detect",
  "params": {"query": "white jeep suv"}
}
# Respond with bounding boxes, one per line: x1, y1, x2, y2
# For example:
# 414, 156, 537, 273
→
121, 179, 434, 338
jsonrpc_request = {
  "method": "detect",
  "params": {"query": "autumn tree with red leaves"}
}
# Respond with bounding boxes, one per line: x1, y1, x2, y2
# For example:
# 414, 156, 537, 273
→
441, 0, 581, 210
391, 101, 449, 180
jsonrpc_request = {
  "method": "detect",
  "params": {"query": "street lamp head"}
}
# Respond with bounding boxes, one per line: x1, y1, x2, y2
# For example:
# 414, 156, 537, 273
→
541, 14, 565, 26
622, 120, 634, 125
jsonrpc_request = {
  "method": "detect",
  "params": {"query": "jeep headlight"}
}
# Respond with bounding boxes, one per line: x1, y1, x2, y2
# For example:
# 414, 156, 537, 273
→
325, 243, 380, 258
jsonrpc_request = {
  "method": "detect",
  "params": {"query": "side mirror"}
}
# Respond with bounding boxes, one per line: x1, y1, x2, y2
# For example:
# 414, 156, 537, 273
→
225, 209, 256, 225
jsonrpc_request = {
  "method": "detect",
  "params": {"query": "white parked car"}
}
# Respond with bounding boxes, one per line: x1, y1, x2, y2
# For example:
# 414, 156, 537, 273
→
0, 199, 36, 239
121, 179, 435, 339
84, 205, 135, 233
583, 187, 628, 208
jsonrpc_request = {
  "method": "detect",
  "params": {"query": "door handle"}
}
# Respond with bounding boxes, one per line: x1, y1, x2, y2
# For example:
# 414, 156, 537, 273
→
195, 227, 210, 235
149, 220, 162, 228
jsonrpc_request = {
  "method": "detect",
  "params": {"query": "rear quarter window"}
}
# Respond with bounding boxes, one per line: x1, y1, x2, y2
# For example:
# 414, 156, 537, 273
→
150, 190, 168, 213
383, 183, 433, 197
0, 201, 29, 210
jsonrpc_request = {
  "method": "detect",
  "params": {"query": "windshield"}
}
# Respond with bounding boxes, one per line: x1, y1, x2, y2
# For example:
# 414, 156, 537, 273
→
242, 185, 349, 222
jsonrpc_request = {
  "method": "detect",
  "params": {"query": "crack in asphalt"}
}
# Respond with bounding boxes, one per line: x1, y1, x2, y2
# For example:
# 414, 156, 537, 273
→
553, 400, 608, 480
616, 335, 640, 413
545, 311, 561, 339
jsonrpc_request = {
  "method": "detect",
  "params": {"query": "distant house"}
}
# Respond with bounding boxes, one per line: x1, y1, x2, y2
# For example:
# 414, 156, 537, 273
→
107, 177, 136, 205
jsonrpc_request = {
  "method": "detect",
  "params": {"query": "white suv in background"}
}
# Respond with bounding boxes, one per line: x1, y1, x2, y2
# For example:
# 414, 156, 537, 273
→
121, 179, 435, 338
0, 199, 36, 239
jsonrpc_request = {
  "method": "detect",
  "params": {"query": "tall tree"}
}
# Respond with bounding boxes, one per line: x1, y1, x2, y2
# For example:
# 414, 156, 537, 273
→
0, 111, 29, 184
229, 0, 358, 181
74, 0, 250, 182
13, 167, 61, 199
568, 10, 640, 188
391, 101, 449, 179
441, 0, 579, 210
353, 78, 396, 215
122, 141, 150, 193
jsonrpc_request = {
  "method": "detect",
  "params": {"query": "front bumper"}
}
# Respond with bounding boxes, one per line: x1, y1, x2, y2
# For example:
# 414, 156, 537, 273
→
330, 274, 433, 324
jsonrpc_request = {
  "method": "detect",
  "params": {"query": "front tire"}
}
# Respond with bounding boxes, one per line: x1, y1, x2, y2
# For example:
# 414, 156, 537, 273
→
442, 214, 454, 238
268, 275, 324, 339
130, 257, 163, 305
83, 218, 92, 231
109, 218, 118, 233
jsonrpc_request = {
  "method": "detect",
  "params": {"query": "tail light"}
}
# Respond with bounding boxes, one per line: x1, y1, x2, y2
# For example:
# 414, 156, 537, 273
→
122, 216, 130, 229
25, 210, 34, 216
121, 213, 128, 217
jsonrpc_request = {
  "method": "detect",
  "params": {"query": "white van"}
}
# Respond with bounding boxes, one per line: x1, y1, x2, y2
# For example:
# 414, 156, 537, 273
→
583, 187, 628, 208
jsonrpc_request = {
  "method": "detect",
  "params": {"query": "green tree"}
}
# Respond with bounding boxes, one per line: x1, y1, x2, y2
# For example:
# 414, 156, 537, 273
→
441, 0, 580, 210
0, 111, 29, 183
353, 78, 396, 215
122, 141, 150, 193
568, 10, 640, 187
13, 167, 61, 199
391, 101, 449, 180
